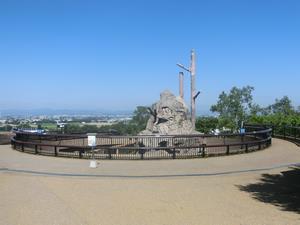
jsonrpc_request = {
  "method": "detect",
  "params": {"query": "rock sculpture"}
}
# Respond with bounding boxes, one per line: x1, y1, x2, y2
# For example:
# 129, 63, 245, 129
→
140, 90, 199, 135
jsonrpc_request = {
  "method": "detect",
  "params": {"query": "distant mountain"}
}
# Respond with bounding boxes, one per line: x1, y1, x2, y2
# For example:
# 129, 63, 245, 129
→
0, 108, 133, 117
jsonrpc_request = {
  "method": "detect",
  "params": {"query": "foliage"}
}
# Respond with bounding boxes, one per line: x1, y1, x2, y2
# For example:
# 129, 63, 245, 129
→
196, 87, 300, 134
37, 119, 57, 124
195, 116, 243, 134
195, 117, 218, 133
131, 106, 150, 128
98, 106, 150, 135
247, 96, 299, 126
247, 114, 300, 127
0, 125, 13, 131
210, 86, 254, 130
107, 106, 150, 134
17, 123, 32, 129
265, 96, 295, 116
64, 124, 99, 134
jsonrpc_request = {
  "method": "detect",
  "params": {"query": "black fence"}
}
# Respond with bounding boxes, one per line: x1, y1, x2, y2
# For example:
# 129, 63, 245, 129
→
245, 124, 300, 146
11, 125, 272, 160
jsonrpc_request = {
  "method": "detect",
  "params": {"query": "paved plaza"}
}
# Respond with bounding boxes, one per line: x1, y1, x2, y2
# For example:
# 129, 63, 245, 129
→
1, 138, 300, 225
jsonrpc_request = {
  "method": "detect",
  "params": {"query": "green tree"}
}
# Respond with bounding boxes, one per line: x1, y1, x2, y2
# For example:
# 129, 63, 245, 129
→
0, 125, 12, 131
112, 106, 150, 135
267, 96, 295, 115
247, 96, 299, 127
210, 86, 254, 130
64, 124, 82, 133
17, 123, 32, 129
249, 103, 268, 116
195, 116, 219, 133
130, 106, 150, 130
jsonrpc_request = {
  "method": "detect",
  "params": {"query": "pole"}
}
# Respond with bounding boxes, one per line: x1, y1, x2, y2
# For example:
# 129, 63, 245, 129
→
179, 72, 184, 98
176, 49, 199, 130
190, 49, 196, 130
92, 145, 95, 160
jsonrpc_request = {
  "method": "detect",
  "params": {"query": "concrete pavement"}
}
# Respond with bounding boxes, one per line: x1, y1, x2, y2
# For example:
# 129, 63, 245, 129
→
1, 139, 300, 225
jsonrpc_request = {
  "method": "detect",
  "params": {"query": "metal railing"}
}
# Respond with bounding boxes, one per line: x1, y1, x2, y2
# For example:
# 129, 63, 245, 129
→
11, 126, 272, 160
245, 124, 300, 146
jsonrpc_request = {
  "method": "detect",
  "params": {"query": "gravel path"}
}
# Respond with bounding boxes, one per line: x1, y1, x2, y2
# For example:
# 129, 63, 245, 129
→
1, 138, 300, 225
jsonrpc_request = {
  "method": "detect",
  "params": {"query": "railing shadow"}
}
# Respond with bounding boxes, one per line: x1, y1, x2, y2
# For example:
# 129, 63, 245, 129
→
238, 166, 300, 213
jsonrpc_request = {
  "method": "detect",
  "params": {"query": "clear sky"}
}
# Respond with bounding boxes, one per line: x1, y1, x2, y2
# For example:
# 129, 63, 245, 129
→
0, 0, 299, 114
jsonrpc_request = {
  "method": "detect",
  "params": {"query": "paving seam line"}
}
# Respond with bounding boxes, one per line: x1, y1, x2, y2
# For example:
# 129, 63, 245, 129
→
1, 163, 300, 178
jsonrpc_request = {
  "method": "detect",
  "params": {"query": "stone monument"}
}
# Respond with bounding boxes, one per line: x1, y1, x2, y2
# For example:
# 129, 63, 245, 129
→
140, 49, 200, 136
140, 90, 199, 135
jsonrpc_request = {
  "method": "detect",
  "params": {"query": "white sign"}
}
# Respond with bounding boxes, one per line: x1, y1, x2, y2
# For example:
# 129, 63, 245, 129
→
88, 135, 96, 147
89, 160, 97, 168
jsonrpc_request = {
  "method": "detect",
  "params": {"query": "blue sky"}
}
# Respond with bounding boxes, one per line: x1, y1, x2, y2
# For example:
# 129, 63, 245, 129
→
0, 0, 299, 114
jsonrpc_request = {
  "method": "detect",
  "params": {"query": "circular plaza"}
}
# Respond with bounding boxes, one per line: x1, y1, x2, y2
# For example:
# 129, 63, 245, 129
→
0, 138, 300, 225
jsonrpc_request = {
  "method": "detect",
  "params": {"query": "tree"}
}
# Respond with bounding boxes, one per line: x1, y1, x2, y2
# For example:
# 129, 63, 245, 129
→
0, 125, 12, 132
210, 86, 254, 130
131, 106, 150, 129
195, 116, 218, 133
247, 96, 299, 126
268, 96, 295, 115
249, 103, 269, 116
98, 106, 150, 135
17, 123, 32, 129
120, 106, 150, 135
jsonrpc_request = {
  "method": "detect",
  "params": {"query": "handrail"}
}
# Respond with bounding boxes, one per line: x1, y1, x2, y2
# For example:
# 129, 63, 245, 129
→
11, 136, 271, 150
11, 126, 272, 160
13, 128, 272, 138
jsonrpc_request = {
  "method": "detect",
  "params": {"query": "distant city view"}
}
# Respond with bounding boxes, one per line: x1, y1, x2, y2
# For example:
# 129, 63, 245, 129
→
0, 109, 133, 132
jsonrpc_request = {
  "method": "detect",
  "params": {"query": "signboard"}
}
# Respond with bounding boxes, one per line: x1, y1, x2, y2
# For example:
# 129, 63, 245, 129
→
87, 133, 97, 147
240, 128, 245, 134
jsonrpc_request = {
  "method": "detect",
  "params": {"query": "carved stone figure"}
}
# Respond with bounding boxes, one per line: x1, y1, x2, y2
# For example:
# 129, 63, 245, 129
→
140, 90, 199, 135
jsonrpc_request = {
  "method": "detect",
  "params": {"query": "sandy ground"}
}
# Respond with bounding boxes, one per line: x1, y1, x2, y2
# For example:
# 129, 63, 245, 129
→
1, 138, 300, 225
0, 132, 13, 145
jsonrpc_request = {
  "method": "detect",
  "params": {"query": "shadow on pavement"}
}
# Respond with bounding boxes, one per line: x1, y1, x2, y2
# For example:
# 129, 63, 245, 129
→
238, 166, 300, 213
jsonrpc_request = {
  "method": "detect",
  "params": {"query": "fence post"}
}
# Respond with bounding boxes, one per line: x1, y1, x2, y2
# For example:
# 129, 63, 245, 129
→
245, 144, 248, 153
35, 145, 38, 154
141, 150, 144, 160
79, 149, 82, 158
258, 143, 261, 150
240, 134, 244, 149
109, 148, 112, 159
294, 127, 297, 141
202, 144, 206, 157
54, 146, 57, 156
283, 125, 286, 139
110, 138, 113, 159
226, 145, 230, 155
21, 143, 24, 152
172, 148, 176, 159
39, 136, 42, 150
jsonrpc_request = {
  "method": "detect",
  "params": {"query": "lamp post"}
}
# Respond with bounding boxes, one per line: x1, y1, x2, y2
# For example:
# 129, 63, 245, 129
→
177, 49, 200, 130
